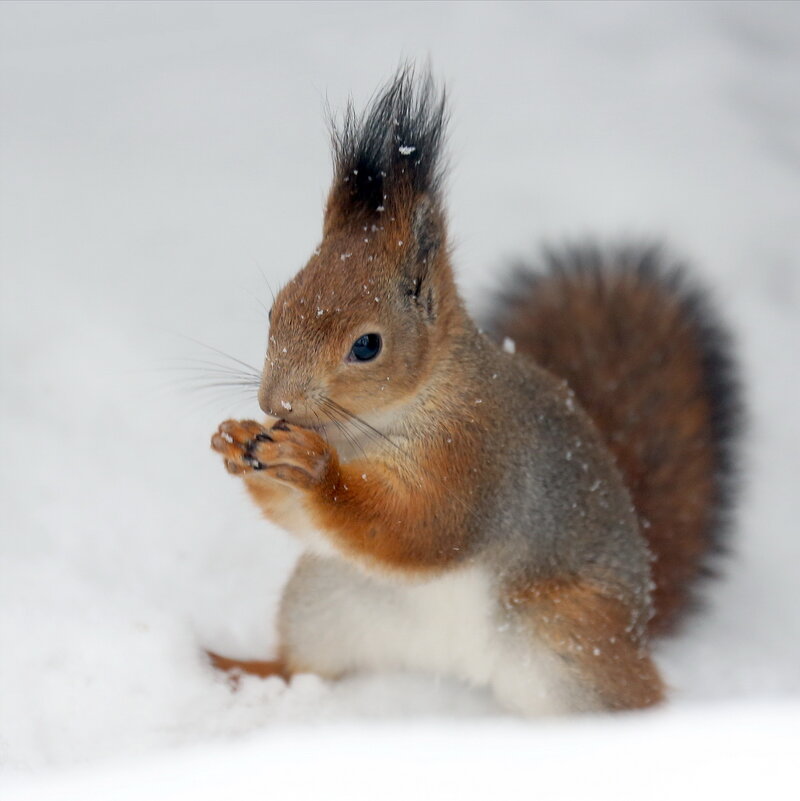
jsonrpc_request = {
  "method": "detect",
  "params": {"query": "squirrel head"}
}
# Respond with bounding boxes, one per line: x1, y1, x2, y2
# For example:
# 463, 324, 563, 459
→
259, 67, 464, 428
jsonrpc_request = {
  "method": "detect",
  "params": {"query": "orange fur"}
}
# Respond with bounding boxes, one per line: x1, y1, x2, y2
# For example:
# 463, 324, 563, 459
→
206, 651, 289, 682
505, 578, 665, 710
305, 454, 470, 572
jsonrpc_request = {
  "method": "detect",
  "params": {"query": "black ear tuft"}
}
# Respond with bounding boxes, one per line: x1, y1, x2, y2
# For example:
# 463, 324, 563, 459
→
328, 65, 449, 222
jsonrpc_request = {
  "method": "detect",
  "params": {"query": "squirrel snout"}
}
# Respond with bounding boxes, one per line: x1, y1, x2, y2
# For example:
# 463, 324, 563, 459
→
258, 385, 297, 418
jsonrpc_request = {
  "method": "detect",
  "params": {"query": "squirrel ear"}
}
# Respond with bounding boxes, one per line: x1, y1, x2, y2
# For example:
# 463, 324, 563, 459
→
403, 195, 444, 319
412, 195, 442, 268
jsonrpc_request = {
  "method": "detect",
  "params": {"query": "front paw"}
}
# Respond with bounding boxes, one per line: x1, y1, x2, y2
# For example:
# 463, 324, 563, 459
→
211, 419, 334, 490
211, 419, 272, 475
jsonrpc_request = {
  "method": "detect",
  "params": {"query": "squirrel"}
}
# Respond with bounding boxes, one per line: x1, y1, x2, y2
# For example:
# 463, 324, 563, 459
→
208, 68, 741, 715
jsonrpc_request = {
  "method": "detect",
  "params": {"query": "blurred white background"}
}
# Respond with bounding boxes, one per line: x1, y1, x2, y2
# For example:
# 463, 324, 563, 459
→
1, 2, 798, 797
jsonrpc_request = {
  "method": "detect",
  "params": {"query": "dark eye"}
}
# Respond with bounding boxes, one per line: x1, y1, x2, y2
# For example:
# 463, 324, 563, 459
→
349, 333, 382, 362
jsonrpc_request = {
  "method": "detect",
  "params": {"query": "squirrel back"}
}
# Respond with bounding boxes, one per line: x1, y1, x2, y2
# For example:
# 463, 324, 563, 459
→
487, 245, 742, 634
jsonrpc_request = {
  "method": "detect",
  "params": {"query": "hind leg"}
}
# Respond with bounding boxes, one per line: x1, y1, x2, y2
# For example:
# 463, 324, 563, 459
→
493, 577, 665, 713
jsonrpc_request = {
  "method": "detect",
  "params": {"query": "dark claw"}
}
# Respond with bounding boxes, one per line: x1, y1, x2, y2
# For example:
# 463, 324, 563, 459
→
247, 457, 265, 470
272, 420, 290, 432
246, 433, 271, 458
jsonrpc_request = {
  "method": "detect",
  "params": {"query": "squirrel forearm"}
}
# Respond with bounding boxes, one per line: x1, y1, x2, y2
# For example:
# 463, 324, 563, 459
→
304, 459, 469, 573
211, 418, 470, 571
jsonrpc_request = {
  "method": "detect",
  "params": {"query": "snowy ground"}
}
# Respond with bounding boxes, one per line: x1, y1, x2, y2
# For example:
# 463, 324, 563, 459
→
1, 2, 799, 797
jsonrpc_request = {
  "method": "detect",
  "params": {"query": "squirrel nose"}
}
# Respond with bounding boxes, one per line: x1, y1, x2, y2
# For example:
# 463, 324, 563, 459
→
258, 385, 295, 417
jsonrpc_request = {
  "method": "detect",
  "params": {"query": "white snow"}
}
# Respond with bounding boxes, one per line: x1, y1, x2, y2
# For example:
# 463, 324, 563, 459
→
1, 1, 799, 798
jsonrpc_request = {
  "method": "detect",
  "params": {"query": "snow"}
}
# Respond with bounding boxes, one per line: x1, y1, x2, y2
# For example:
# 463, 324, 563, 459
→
1, 1, 799, 797
4, 703, 800, 801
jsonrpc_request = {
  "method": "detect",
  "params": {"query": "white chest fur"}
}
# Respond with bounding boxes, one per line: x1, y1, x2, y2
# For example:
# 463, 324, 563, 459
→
351, 562, 498, 684
279, 553, 578, 714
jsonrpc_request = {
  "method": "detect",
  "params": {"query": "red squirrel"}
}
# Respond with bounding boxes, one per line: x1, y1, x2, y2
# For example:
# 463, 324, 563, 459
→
209, 68, 741, 714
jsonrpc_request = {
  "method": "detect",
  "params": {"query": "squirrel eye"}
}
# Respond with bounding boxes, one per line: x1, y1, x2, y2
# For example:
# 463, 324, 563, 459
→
349, 333, 382, 362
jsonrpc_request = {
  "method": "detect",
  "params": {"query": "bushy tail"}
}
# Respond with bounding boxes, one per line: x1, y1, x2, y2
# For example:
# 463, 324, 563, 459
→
487, 244, 742, 635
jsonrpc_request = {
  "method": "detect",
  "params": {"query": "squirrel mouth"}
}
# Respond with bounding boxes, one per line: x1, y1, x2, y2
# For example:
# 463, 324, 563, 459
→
273, 414, 328, 435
